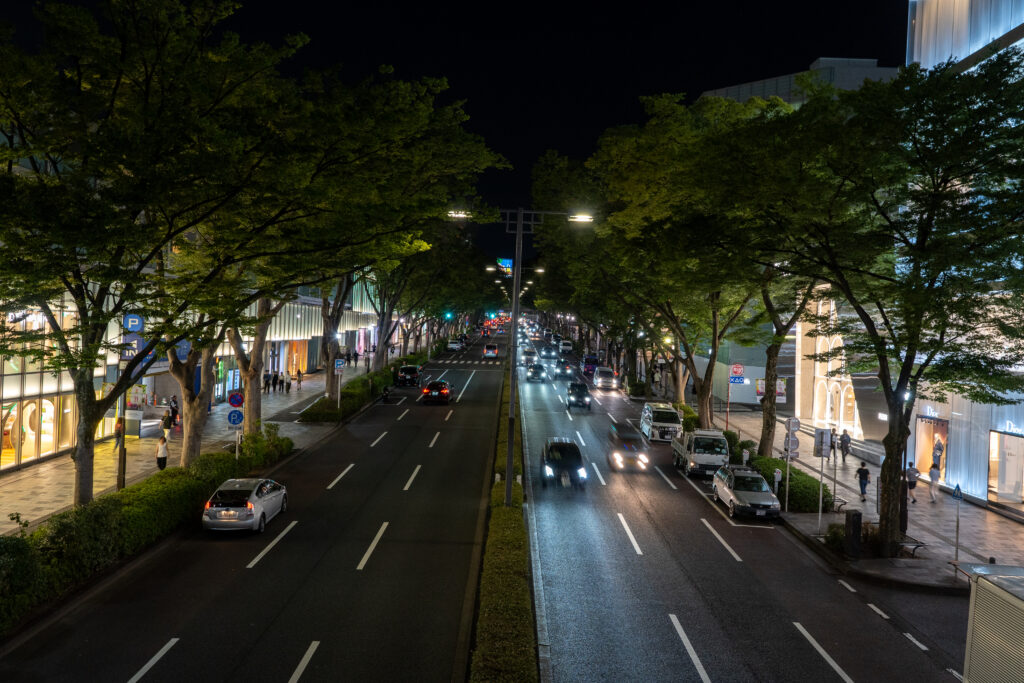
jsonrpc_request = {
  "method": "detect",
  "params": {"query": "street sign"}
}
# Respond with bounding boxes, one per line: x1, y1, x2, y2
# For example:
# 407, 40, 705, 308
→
785, 417, 801, 433
335, 358, 345, 375
228, 392, 244, 408
784, 436, 800, 451
123, 314, 144, 331
227, 410, 244, 426
953, 484, 963, 501
730, 363, 744, 377
729, 376, 744, 384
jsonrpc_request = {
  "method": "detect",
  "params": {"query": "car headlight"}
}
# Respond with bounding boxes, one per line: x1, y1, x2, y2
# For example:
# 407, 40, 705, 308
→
577, 467, 588, 479
770, 501, 780, 509
639, 453, 649, 464
613, 452, 623, 462
545, 466, 554, 477
584, 397, 590, 402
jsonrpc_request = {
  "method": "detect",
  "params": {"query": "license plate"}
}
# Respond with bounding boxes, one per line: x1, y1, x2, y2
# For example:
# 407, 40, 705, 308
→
756, 510, 765, 516
220, 510, 237, 518
431, 392, 438, 396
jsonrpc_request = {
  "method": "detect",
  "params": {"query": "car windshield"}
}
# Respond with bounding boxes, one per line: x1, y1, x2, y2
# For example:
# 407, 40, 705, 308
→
568, 383, 588, 395
619, 437, 645, 451
547, 443, 582, 465
427, 381, 447, 390
529, 364, 544, 372
652, 410, 680, 424
734, 475, 769, 492
486, 345, 497, 351
400, 366, 418, 374
210, 489, 251, 506
596, 369, 613, 378
694, 437, 728, 454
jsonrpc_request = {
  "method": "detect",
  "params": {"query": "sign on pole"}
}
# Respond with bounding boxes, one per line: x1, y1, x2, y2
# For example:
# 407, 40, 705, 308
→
954, 484, 963, 562
122, 314, 144, 331
335, 358, 346, 375
227, 410, 244, 426
228, 392, 244, 408
729, 376, 744, 384
730, 363, 744, 377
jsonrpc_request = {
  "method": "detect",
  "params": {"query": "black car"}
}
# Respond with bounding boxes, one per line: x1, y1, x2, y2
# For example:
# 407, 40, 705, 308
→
554, 361, 575, 379
540, 438, 587, 490
539, 346, 557, 359
566, 382, 592, 410
422, 380, 453, 404
606, 423, 649, 471
526, 363, 547, 382
396, 364, 422, 387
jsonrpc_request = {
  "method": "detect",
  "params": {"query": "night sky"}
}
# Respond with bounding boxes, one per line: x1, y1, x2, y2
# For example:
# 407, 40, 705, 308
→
7, 1, 910, 256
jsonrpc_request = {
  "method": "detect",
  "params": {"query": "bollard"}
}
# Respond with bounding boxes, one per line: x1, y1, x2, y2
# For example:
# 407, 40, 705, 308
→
844, 509, 862, 558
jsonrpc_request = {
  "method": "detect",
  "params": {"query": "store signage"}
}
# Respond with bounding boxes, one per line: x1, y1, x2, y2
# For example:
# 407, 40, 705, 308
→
923, 406, 939, 418
1003, 420, 1024, 436
497, 258, 513, 277
730, 363, 744, 377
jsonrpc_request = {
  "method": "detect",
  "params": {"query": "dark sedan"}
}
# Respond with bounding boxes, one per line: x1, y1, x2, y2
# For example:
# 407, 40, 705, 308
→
422, 380, 453, 404
540, 438, 588, 490
526, 363, 547, 382
396, 364, 422, 386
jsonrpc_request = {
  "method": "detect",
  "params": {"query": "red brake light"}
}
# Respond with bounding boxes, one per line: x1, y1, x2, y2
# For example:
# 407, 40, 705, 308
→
442, 389, 449, 393
423, 388, 429, 393
247, 501, 254, 510
204, 501, 211, 509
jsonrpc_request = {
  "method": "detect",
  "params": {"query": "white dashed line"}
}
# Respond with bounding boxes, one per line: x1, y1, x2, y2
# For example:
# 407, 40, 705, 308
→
591, 462, 606, 485
429, 431, 440, 448
904, 632, 928, 651
607, 412, 617, 423
445, 409, 453, 421
327, 463, 354, 489
617, 513, 643, 555
287, 641, 320, 683
701, 518, 742, 562
592, 396, 602, 406
668, 615, 711, 683
576, 430, 586, 447
838, 580, 856, 593
395, 396, 407, 405
370, 431, 387, 447
356, 522, 389, 570
397, 409, 409, 421
565, 411, 573, 422
947, 668, 963, 681
247, 521, 298, 569
127, 638, 179, 683
557, 395, 564, 404
793, 622, 854, 683
867, 603, 889, 619
654, 466, 677, 490
403, 465, 422, 491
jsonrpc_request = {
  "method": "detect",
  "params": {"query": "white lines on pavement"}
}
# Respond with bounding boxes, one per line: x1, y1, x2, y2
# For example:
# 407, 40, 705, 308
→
669, 615, 711, 683
557, 395, 564, 404
287, 641, 320, 683
429, 431, 440, 448
701, 518, 742, 562
445, 409, 453, 421
654, 466, 677, 490
456, 370, 476, 402
793, 622, 854, 683
437, 370, 448, 379
947, 668, 964, 681
403, 465, 422, 491
607, 412, 617, 423
395, 396, 407, 405
416, 392, 424, 402
327, 463, 354, 490
247, 520, 298, 569
838, 579, 856, 593
867, 603, 890, 619
617, 513, 643, 555
357, 522, 389, 571
904, 632, 929, 651
127, 638, 180, 683
565, 410, 573, 422
397, 409, 409, 421
681, 476, 769, 529
576, 430, 586, 447
591, 462, 606, 486
592, 396, 602, 406
370, 431, 388, 447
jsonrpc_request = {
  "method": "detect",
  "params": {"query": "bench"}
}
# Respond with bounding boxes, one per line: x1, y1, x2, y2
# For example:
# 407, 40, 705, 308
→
898, 540, 928, 557
833, 497, 849, 513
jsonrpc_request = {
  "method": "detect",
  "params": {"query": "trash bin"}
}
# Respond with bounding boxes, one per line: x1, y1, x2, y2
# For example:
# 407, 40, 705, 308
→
844, 509, 862, 558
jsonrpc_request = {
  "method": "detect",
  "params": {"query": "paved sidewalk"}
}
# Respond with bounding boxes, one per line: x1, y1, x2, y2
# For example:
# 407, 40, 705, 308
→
723, 408, 1024, 575
0, 362, 376, 536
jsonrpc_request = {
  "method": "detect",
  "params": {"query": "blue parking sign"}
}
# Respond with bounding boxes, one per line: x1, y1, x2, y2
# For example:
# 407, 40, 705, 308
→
227, 410, 244, 426
123, 314, 144, 331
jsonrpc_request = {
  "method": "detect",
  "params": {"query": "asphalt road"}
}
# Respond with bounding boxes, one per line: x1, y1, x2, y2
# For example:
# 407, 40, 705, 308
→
0, 332, 507, 683
520, 335, 965, 682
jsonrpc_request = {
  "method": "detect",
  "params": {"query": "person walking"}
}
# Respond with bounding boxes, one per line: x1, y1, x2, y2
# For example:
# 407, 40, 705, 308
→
112, 417, 124, 453
829, 427, 838, 460
156, 436, 168, 470
284, 370, 292, 394
263, 370, 271, 393
271, 371, 279, 392
353, 350, 359, 366
346, 350, 352, 364
161, 410, 173, 440
906, 461, 921, 503
296, 369, 302, 390
929, 461, 941, 503
856, 462, 871, 501
169, 395, 180, 426
839, 429, 851, 462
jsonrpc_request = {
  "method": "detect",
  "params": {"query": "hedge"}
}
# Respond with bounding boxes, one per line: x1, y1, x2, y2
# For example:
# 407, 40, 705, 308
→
0, 422, 292, 637
748, 456, 833, 512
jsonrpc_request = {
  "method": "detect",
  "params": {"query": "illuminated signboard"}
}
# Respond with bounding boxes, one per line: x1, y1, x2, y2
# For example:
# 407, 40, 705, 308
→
497, 258, 513, 277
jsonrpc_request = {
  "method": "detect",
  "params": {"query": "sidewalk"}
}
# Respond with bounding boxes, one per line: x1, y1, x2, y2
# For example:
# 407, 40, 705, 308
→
0, 361, 375, 536
723, 407, 1024, 588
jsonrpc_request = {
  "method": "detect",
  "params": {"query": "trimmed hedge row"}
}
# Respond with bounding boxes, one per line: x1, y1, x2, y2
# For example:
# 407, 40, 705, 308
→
0, 423, 293, 637
748, 456, 833, 512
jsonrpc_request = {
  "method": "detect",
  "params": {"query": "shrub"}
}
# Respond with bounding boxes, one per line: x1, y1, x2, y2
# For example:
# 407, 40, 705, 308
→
825, 523, 845, 553
749, 456, 833, 512
628, 381, 646, 397
298, 397, 342, 423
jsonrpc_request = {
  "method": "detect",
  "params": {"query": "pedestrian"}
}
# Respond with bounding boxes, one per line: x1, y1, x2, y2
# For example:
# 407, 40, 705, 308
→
296, 369, 303, 389
830, 427, 838, 460
906, 461, 920, 503
270, 371, 277, 392
391, 365, 398, 386
929, 461, 941, 503
263, 370, 271, 393
161, 410, 172, 440
169, 395, 179, 426
284, 370, 292, 394
839, 429, 851, 462
856, 462, 870, 501
372, 344, 377, 353
353, 350, 359, 365
365, 354, 370, 371
156, 435, 168, 470
112, 417, 124, 453
346, 351, 352, 364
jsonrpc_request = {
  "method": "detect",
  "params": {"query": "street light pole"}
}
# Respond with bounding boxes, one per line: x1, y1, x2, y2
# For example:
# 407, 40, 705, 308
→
504, 208, 525, 506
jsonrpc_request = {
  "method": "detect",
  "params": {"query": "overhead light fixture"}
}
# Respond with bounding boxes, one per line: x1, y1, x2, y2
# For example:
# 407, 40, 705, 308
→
568, 214, 593, 222
448, 210, 471, 219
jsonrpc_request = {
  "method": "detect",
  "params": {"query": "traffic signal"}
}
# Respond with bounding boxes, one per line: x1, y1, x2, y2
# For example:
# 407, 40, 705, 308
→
445, 312, 453, 320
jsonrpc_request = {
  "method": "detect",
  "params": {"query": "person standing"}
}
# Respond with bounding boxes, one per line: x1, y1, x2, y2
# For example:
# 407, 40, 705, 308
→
906, 461, 921, 503
353, 350, 359, 366
839, 429, 852, 462
169, 395, 179, 426
929, 461, 941, 503
296, 369, 303, 390
346, 350, 352, 364
856, 462, 871, 501
284, 370, 292, 394
271, 371, 279, 392
156, 436, 168, 470
112, 417, 124, 453
829, 427, 838, 460
161, 410, 173, 440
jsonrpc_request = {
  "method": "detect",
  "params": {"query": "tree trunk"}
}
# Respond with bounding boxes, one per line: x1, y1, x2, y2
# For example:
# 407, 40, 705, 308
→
695, 376, 714, 429
169, 344, 218, 468
758, 342, 782, 457
676, 358, 689, 406
228, 298, 283, 435
319, 277, 353, 401
71, 380, 102, 506
879, 413, 910, 556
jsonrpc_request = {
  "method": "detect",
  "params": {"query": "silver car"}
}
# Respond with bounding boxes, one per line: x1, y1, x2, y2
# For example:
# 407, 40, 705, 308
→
712, 466, 780, 519
592, 366, 618, 389
202, 478, 288, 533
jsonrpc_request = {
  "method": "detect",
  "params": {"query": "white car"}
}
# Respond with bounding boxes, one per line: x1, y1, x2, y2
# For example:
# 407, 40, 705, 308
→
202, 478, 287, 533
520, 348, 538, 366
640, 402, 682, 442
447, 338, 463, 351
592, 366, 618, 389
483, 343, 499, 357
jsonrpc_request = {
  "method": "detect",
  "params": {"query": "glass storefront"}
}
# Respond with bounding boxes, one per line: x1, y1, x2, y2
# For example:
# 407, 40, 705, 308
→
989, 431, 1024, 504
915, 416, 949, 482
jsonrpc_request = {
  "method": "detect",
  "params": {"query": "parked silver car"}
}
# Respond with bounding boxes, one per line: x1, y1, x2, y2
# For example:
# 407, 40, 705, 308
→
203, 478, 288, 533
712, 466, 780, 519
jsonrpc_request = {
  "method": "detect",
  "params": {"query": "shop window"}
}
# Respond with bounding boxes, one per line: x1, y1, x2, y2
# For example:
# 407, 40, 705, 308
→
20, 399, 40, 461
989, 431, 1024, 504
1, 402, 17, 469
39, 399, 56, 456
58, 395, 75, 449
915, 416, 948, 482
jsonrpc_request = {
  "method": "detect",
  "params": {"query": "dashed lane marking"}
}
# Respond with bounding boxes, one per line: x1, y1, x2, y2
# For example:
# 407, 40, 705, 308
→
327, 463, 354, 490
617, 513, 643, 555
668, 615, 711, 683
654, 466, 677, 490
591, 462, 606, 485
287, 641, 320, 683
867, 603, 889, 619
701, 518, 742, 562
793, 622, 854, 683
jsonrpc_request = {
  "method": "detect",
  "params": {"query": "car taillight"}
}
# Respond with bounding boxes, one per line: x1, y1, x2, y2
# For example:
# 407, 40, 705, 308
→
204, 501, 211, 509
247, 501, 254, 510
442, 389, 449, 393
423, 388, 429, 393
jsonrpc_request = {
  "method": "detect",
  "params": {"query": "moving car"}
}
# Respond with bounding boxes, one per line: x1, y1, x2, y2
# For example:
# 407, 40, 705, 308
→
606, 423, 649, 471
422, 380, 453, 404
592, 366, 618, 389
203, 478, 287, 533
672, 429, 730, 477
566, 382, 592, 410
396, 364, 422, 387
712, 465, 781, 518
540, 438, 587, 490
553, 361, 575, 379
526, 363, 547, 382
559, 340, 573, 355
483, 343, 499, 358
640, 401, 681, 441
520, 348, 538, 366
580, 355, 599, 375
447, 338, 463, 351
539, 346, 557, 359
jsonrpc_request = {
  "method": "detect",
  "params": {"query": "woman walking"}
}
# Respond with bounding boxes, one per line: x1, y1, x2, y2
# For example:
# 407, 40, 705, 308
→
161, 410, 173, 440
156, 436, 168, 470
930, 461, 941, 503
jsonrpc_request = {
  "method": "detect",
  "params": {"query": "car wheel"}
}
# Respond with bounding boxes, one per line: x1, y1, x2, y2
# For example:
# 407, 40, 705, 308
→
256, 514, 266, 534
280, 495, 288, 514
683, 460, 692, 478
728, 501, 736, 518
712, 485, 719, 502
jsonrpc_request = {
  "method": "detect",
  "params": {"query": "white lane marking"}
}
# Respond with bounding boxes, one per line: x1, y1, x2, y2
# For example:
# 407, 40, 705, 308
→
127, 638, 180, 683
429, 431, 440, 448
701, 518, 742, 562
591, 462, 607, 485
395, 396, 407, 405
445, 409, 453, 421
327, 463, 355, 490
403, 465, 422, 491
422, 374, 433, 382
247, 520, 298, 569
397, 409, 409, 421
370, 431, 387, 447
357, 522, 389, 570
947, 668, 964, 681
287, 641, 320, 683
557, 395, 564, 404
416, 392, 424, 402
565, 410, 573, 422
617, 513, 643, 555
669, 615, 711, 683
905, 632, 929, 651
607, 412, 617, 423
867, 603, 890, 619
576, 430, 586, 447
437, 370, 448, 379
456, 370, 476, 402
838, 580, 856, 593
592, 396, 602, 406
793, 622, 854, 683
654, 466, 678, 490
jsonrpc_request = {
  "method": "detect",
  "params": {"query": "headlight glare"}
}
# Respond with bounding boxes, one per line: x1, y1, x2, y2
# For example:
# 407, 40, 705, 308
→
544, 466, 553, 477
578, 467, 588, 479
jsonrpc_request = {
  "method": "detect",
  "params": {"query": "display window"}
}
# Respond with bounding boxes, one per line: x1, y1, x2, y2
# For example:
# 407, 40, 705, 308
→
1, 402, 17, 469
989, 431, 1024, 504
915, 416, 948, 481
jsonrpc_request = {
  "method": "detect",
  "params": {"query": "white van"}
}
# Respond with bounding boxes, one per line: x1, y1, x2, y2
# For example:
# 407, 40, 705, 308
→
640, 402, 682, 442
559, 340, 573, 354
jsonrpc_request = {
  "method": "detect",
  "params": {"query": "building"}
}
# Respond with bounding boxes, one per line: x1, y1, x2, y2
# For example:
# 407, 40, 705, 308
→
702, 57, 898, 106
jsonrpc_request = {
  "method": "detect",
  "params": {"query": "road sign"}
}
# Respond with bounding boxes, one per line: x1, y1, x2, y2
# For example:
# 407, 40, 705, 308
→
335, 358, 345, 375
228, 392, 244, 408
953, 484, 963, 501
784, 436, 800, 451
227, 410, 244, 426
123, 314, 144, 331
729, 376, 744, 384
730, 363, 744, 377
785, 417, 801, 433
